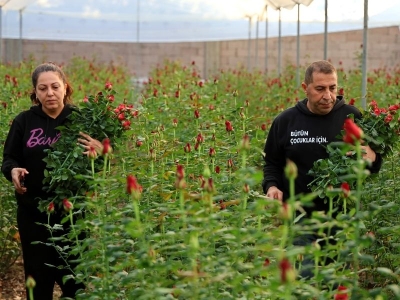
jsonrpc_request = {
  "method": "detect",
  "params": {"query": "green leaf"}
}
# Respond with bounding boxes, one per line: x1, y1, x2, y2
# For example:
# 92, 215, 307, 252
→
376, 267, 396, 278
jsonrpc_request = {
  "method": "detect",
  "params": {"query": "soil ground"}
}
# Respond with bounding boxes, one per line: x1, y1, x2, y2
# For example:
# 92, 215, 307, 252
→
0, 256, 61, 300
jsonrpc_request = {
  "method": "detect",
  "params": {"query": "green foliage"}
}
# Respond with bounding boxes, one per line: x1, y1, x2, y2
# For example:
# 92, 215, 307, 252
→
0, 177, 20, 276
63, 56, 133, 102
0, 58, 399, 299
0, 100, 21, 276
361, 154, 400, 288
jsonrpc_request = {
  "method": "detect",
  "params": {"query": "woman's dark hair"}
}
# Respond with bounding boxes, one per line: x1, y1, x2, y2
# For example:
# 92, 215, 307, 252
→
304, 60, 337, 85
30, 62, 74, 105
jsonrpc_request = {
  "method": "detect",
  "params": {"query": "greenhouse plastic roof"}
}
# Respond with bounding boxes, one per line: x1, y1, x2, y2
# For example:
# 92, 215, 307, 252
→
0, 0, 36, 10
265, 0, 313, 10
0, 0, 399, 42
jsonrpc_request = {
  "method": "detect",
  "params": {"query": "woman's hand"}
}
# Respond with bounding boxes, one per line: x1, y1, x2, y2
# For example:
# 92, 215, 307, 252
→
77, 132, 103, 155
11, 168, 29, 194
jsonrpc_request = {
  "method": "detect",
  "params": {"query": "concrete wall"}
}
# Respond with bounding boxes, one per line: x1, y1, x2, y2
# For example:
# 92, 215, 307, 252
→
2, 25, 399, 79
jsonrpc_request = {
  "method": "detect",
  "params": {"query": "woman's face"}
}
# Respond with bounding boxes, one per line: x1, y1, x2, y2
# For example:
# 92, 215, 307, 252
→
35, 71, 67, 118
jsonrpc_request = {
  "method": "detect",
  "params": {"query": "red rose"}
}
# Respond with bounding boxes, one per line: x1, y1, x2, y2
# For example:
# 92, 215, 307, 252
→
341, 182, 350, 197
343, 118, 363, 145
334, 285, 348, 300
225, 121, 233, 132
127, 174, 142, 199
102, 138, 113, 155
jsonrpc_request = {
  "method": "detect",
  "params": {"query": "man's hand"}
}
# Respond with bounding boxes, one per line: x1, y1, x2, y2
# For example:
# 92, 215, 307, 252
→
347, 145, 376, 163
266, 186, 283, 201
361, 145, 376, 163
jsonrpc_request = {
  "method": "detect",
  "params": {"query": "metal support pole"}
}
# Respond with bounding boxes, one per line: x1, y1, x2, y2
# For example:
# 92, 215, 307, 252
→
255, 15, 259, 69
247, 16, 252, 71
204, 42, 208, 79
361, 0, 368, 109
324, 0, 328, 60
278, 8, 281, 77
136, 0, 140, 76
296, 3, 300, 87
19, 9, 23, 62
0, 2, 10, 65
0, 6, 2, 64
264, 5, 268, 75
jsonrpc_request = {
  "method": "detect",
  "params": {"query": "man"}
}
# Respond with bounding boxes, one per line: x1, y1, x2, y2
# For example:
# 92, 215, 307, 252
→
262, 60, 381, 210
261, 60, 382, 279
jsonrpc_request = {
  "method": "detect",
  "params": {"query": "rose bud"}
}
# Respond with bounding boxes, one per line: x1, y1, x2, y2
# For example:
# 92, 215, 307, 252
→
62, 198, 73, 212
105, 82, 113, 90
47, 202, 55, 214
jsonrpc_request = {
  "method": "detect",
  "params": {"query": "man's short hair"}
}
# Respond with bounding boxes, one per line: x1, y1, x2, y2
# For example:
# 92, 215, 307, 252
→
304, 60, 337, 85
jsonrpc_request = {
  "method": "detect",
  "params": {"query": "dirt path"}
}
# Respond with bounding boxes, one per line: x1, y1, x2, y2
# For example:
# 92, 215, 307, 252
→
0, 257, 61, 300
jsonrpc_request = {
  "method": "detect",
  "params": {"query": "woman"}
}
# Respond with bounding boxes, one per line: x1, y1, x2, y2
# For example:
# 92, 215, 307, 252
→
1, 62, 102, 299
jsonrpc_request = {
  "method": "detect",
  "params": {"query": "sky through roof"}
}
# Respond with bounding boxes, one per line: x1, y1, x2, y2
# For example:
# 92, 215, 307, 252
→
0, 0, 398, 42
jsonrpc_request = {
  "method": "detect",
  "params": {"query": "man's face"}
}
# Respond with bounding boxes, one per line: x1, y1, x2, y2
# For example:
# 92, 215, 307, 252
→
302, 71, 338, 115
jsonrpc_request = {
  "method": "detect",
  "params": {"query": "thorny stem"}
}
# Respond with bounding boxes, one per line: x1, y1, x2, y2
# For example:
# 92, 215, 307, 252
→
353, 140, 363, 286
